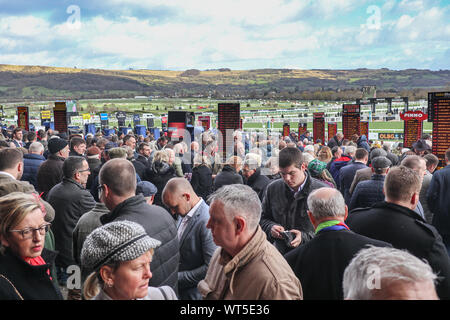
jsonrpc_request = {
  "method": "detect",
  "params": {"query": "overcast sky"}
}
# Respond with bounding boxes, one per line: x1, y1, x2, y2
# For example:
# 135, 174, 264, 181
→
0, 0, 448, 70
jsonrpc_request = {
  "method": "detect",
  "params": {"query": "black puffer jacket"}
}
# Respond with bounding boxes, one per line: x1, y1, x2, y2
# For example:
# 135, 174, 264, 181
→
191, 165, 213, 200
213, 165, 243, 191
260, 172, 329, 254
146, 161, 177, 207
100, 195, 180, 294
246, 167, 271, 201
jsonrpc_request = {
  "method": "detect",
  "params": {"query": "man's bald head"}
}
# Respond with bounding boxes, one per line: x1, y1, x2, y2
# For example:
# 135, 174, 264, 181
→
307, 187, 347, 221
162, 177, 200, 217
163, 177, 195, 198
99, 158, 136, 196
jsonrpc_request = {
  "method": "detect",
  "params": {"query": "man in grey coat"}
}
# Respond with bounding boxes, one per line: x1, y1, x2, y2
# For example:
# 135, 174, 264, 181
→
47, 156, 96, 298
162, 177, 217, 300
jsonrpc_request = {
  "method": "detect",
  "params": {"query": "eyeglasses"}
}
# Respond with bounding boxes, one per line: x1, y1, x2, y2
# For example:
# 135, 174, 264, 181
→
9, 223, 51, 240
78, 168, 91, 173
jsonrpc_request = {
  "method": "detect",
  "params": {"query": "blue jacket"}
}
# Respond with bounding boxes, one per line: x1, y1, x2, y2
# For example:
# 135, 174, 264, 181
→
338, 161, 367, 204
21, 153, 45, 189
329, 156, 352, 185
349, 174, 385, 211
427, 165, 450, 236
357, 135, 371, 152
176, 200, 217, 300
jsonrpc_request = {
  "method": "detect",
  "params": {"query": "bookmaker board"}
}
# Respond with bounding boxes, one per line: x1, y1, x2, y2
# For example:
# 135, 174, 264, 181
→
328, 122, 337, 142
217, 103, 240, 159
342, 104, 361, 139
54, 101, 68, 133
298, 122, 307, 137
400, 111, 427, 149
428, 92, 450, 168
313, 112, 325, 143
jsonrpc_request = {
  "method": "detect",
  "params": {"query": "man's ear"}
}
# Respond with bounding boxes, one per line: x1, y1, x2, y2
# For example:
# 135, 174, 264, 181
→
235, 216, 246, 235
307, 211, 316, 226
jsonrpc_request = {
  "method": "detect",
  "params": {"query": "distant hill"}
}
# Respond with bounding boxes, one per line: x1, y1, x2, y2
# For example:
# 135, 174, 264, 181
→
0, 64, 449, 102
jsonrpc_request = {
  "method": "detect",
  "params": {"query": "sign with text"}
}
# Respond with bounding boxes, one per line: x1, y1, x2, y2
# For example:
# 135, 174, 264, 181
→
328, 122, 337, 142
378, 132, 404, 140
360, 121, 369, 138
428, 92, 450, 168
198, 115, 211, 131
282, 123, 290, 137
218, 103, 240, 159
400, 111, 427, 149
298, 122, 307, 137
116, 111, 126, 127
342, 104, 361, 139
313, 112, 325, 144
17, 106, 29, 131
54, 101, 68, 133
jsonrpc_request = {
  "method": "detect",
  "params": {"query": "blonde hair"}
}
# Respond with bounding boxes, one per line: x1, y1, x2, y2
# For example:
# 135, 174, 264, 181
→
153, 150, 169, 163
226, 156, 243, 171
0, 192, 42, 253
193, 154, 211, 168
83, 249, 154, 300
318, 146, 332, 163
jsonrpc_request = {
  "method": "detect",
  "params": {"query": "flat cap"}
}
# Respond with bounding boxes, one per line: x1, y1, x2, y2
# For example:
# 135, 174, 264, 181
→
371, 156, 392, 169
136, 181, 157, 197
81, 220, 161, 271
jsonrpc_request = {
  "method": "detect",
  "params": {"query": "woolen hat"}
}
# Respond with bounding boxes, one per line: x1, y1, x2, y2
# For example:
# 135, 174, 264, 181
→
81, 220, 161, 271
47, 138, 68, 154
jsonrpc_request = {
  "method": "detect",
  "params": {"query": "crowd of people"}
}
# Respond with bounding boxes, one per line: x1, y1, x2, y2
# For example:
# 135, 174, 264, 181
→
0, 123, 449, 300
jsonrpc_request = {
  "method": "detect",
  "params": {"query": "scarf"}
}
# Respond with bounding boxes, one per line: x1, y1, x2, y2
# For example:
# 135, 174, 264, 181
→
315, 220, 350, 234
24, 256, 51, 279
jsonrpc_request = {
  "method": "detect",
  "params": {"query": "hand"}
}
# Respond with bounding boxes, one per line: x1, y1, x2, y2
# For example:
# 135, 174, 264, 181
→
270, 225, 285, 239
288, 229, 302, 248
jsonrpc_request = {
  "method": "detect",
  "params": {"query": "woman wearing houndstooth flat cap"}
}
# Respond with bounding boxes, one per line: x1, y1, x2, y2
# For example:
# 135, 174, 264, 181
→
81, 220, 177, 300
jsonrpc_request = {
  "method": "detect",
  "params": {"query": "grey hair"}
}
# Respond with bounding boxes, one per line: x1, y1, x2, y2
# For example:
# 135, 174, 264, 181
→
307, 187, 346, 220
243, 156, 259, 171
344, 145, 356, 156
29, 142, 44, 153
208, 184, 261, 232
343, 246, 438, 300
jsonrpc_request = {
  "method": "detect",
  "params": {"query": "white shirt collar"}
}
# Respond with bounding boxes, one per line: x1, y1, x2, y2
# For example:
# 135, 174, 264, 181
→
0, 171, 16, 180
186, 198, 204, 219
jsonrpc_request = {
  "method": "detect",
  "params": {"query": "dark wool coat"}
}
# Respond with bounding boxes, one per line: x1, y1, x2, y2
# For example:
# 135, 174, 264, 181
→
246, 167, 271, 201
0, 248, 63, 300
47, 178, 96, 268
213, 165, 243, 191
284, 229, 391, 300
338, 161, 367, 204
190, 165, 214, 200
346, 201, 450, 300
36, 154, 65, 200
146, 161, 177, 207
100, 194, 180, 294
260, 172, 329, 254
428, 165, 450, 237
